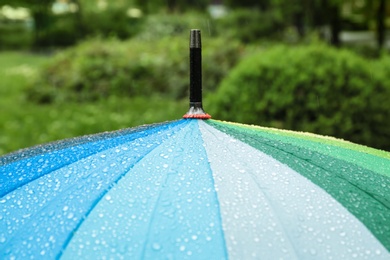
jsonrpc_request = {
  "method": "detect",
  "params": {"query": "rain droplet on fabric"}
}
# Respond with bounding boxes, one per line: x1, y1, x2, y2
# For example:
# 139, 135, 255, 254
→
152, 243, 161, 251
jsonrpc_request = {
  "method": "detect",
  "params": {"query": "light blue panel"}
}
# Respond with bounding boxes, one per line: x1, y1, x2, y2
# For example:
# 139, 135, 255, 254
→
62, 120, 228, 260
0, 121, 183, 197
0, 121, 187, 259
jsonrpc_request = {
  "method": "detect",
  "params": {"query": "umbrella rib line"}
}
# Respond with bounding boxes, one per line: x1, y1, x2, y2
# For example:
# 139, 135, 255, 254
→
334, 175, 390, 210
209, 120, 390, 177
201, 122, 300, 259
212, 120, 390, 161
0, 121, 187, 198
57, 122, 189, 258
220, 128, 390, 249
139, 122, 196, 259
202, 163, 229, 260
249, 171, 301, 259
257, 142, 390, 211
197, 121, 229, 259
0, 121, 182, 166
244, 132, 389, 208
139, 168, 171, 259
0, 136, 149, 198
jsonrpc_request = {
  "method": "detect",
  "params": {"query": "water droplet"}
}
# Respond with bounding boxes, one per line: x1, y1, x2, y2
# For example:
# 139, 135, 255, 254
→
152, 243, 161, 251
63, 206, 69, 211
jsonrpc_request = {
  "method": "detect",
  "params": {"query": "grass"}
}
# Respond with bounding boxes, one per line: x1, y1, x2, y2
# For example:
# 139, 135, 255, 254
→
0, 51, 187, 156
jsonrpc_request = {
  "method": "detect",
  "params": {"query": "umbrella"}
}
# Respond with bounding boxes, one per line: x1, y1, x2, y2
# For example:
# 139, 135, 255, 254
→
1, 30, 390, 259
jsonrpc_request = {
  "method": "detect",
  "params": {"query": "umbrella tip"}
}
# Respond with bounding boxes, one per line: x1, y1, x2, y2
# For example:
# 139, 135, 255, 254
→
183, 106, 212, 119
190, 29, 201, 48
183, 29, 211, 120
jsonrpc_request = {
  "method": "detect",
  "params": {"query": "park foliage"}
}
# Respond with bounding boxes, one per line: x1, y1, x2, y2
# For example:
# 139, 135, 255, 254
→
207, 44, 390, 150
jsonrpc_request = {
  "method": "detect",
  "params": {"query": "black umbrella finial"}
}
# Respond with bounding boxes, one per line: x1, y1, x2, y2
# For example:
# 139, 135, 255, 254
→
183, 29, 211, 119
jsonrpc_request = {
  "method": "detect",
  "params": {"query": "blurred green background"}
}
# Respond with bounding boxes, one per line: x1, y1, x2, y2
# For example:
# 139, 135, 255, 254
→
0, 0, 389, 155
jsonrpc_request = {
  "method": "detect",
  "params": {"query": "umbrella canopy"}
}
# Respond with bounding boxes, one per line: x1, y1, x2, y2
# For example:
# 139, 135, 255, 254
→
1, 119, 389, 259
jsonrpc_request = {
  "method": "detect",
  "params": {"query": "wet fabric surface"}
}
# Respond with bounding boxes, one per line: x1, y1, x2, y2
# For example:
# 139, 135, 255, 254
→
0, 119, 389, 259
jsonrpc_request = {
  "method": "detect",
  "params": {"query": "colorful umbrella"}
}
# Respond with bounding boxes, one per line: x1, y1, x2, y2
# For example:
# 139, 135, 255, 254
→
1, 30, 389, 259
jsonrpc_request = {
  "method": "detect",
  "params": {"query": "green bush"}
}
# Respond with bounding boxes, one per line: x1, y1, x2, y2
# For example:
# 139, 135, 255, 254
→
28, 36, 243, 103
207, 44, 390, 150
0, 51, 187, 156
82, 8, 143, 39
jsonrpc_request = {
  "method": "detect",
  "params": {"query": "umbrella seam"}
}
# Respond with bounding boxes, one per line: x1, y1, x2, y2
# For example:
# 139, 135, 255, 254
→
55, 121, 190, 258
249, 172, 301, 259
214, 120, 390, 160
212, 123, 390, 251
0, 121, 186, 198
0, 121, 189, 259
200, 121, 301, 259
212, 120, 390, 177
139, 163, 172, 259
0, 121, 181, 165
197, 121, 229, 260
138, 121, 205, 259
334, 175, 390, 210
228, 126, 388, 207
241, 131, 390, 211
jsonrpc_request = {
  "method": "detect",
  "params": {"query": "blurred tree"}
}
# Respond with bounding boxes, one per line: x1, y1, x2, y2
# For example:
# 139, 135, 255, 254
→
223, 0, 345, 46
72, 0, 85, 38
328, 0, 342, 46
133, 0, 208, 13
376, 0, 386, 49
224, 0, 271, 10
348, 0, 387, 49
0, 0, 54, 47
